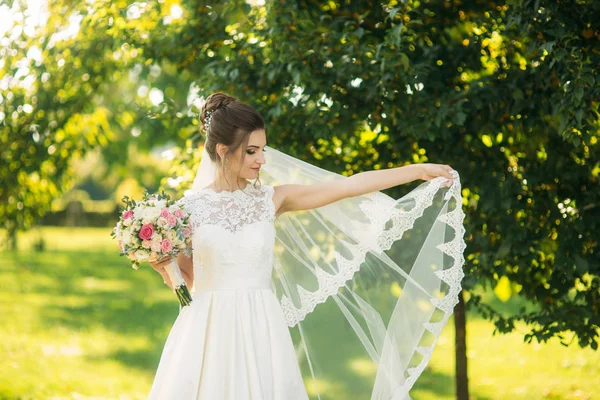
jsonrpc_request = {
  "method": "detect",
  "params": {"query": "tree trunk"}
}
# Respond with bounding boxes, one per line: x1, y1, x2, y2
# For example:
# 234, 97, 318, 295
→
9, 229, 18, 251
455, 289, 469, 400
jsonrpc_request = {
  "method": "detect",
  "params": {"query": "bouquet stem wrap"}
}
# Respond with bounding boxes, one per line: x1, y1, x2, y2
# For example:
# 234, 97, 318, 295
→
164, 258, 193, 307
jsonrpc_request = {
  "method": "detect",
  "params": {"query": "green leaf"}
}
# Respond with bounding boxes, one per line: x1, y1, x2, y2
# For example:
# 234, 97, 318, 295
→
574, 86, 584, 103
388, 7, 400, 22
453, 112, 467, 126
575, 109, 584, 125
540, 41, 555, 55
574, 255, 589, 273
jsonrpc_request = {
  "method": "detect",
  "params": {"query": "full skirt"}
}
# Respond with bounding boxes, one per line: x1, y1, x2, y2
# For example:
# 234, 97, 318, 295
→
148, 287, 310, 400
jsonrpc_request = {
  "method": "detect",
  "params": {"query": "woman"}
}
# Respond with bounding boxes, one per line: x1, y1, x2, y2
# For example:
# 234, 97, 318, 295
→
147, 92, 463, 399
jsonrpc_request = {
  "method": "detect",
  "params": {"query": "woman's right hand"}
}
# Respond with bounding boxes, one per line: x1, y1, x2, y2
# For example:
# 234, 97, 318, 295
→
149, 256, 173, 274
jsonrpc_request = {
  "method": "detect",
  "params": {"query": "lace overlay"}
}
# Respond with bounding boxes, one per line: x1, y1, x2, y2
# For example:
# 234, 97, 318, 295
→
176, 184, 276, 291
272, 173, 466, 396
178, 184, 275, 233
278, 175, 465, 329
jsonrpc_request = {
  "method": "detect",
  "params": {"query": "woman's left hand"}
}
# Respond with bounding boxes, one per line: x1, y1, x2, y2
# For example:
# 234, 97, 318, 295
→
420, 164, 455, 187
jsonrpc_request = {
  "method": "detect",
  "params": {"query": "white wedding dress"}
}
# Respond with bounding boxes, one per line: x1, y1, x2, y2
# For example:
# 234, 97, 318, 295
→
148, 183, 309, 399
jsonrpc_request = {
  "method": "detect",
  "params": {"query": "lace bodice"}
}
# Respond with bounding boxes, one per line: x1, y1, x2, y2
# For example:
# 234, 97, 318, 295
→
176, 183, 276, 292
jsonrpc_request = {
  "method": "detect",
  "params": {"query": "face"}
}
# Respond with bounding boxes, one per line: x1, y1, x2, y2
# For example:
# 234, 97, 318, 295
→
219, 129, 267, 181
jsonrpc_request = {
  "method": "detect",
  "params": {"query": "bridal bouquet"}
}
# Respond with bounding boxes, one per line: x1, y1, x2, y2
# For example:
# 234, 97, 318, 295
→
110, 190, 194, 307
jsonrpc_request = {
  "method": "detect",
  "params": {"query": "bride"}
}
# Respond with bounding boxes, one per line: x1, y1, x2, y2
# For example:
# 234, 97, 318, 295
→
147, 92, 465, 399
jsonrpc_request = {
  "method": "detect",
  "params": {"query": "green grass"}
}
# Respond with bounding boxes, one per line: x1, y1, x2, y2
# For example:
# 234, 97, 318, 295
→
0, 227, 598, 399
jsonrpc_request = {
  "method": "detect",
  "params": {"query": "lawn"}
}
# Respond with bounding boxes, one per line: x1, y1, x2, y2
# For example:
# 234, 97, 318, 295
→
0, 227, 597, 399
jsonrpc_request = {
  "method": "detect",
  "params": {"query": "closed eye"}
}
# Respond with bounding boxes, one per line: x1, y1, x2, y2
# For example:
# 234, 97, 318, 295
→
247, 149, 267, 155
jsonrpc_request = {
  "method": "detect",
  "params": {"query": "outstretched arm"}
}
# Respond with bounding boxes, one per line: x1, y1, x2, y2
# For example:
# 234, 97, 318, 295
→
273, 163, 454, 216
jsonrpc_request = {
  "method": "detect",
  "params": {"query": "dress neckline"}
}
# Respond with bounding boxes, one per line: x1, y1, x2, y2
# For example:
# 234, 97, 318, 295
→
200, 182, 258, 195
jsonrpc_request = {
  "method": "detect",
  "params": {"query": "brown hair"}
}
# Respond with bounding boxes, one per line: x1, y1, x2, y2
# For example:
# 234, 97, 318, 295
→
200, 92, 265, 190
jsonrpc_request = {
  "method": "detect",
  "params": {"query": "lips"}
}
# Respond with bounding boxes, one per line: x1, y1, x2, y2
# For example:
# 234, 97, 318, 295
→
252, 168, 260, 171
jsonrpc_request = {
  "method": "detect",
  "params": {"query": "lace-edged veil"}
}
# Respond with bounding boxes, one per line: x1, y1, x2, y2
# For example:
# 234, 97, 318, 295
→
189, 143, 466, 399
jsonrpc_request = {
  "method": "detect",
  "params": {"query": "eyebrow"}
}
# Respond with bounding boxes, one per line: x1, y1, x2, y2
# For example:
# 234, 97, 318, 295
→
247, 145, 266, 149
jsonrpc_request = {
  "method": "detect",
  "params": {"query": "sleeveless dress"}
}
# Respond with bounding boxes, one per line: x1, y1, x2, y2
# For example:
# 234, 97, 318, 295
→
148, 183, 309, 400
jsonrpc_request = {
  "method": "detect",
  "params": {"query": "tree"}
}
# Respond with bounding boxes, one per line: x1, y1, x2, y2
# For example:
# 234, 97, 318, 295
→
0, 0, 196, 248
5, 0, 598, 397
137, 1, 599, 396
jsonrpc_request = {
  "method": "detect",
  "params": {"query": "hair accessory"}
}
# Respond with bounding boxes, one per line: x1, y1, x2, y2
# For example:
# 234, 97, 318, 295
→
203, 110, 213, 134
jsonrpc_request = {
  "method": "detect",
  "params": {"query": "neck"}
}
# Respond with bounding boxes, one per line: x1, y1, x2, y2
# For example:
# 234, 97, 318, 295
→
212, 175, 248, 192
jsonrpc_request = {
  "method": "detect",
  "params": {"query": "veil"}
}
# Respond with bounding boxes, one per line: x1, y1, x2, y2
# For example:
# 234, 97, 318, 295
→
189, 143, 466, 399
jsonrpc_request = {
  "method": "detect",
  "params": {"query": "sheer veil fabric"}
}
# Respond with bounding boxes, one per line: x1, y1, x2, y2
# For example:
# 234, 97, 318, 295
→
187, 144, 466, 399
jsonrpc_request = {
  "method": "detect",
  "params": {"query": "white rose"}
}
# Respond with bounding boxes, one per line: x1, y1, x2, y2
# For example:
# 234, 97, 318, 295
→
143, 206, 162, 220
121, 230, 132, 245
133, 206, 143, 217
134, 249, 149, 261
166, 230, 177, 240
150, 241, 162, 253
152, 234, 161, 241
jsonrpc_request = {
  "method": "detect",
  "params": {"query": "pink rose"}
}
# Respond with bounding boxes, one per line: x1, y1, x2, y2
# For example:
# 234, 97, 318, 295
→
182, 227, 191, 238
160, 208, 171, 218
161, 238, 173, 253
138, 223, 155, 240
167, 215, 177, 227
174, 209, 184, 219
123, 210, 134, 220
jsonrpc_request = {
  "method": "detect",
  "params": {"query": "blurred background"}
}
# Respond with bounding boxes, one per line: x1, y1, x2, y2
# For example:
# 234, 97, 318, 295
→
0, 0, 598, 399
